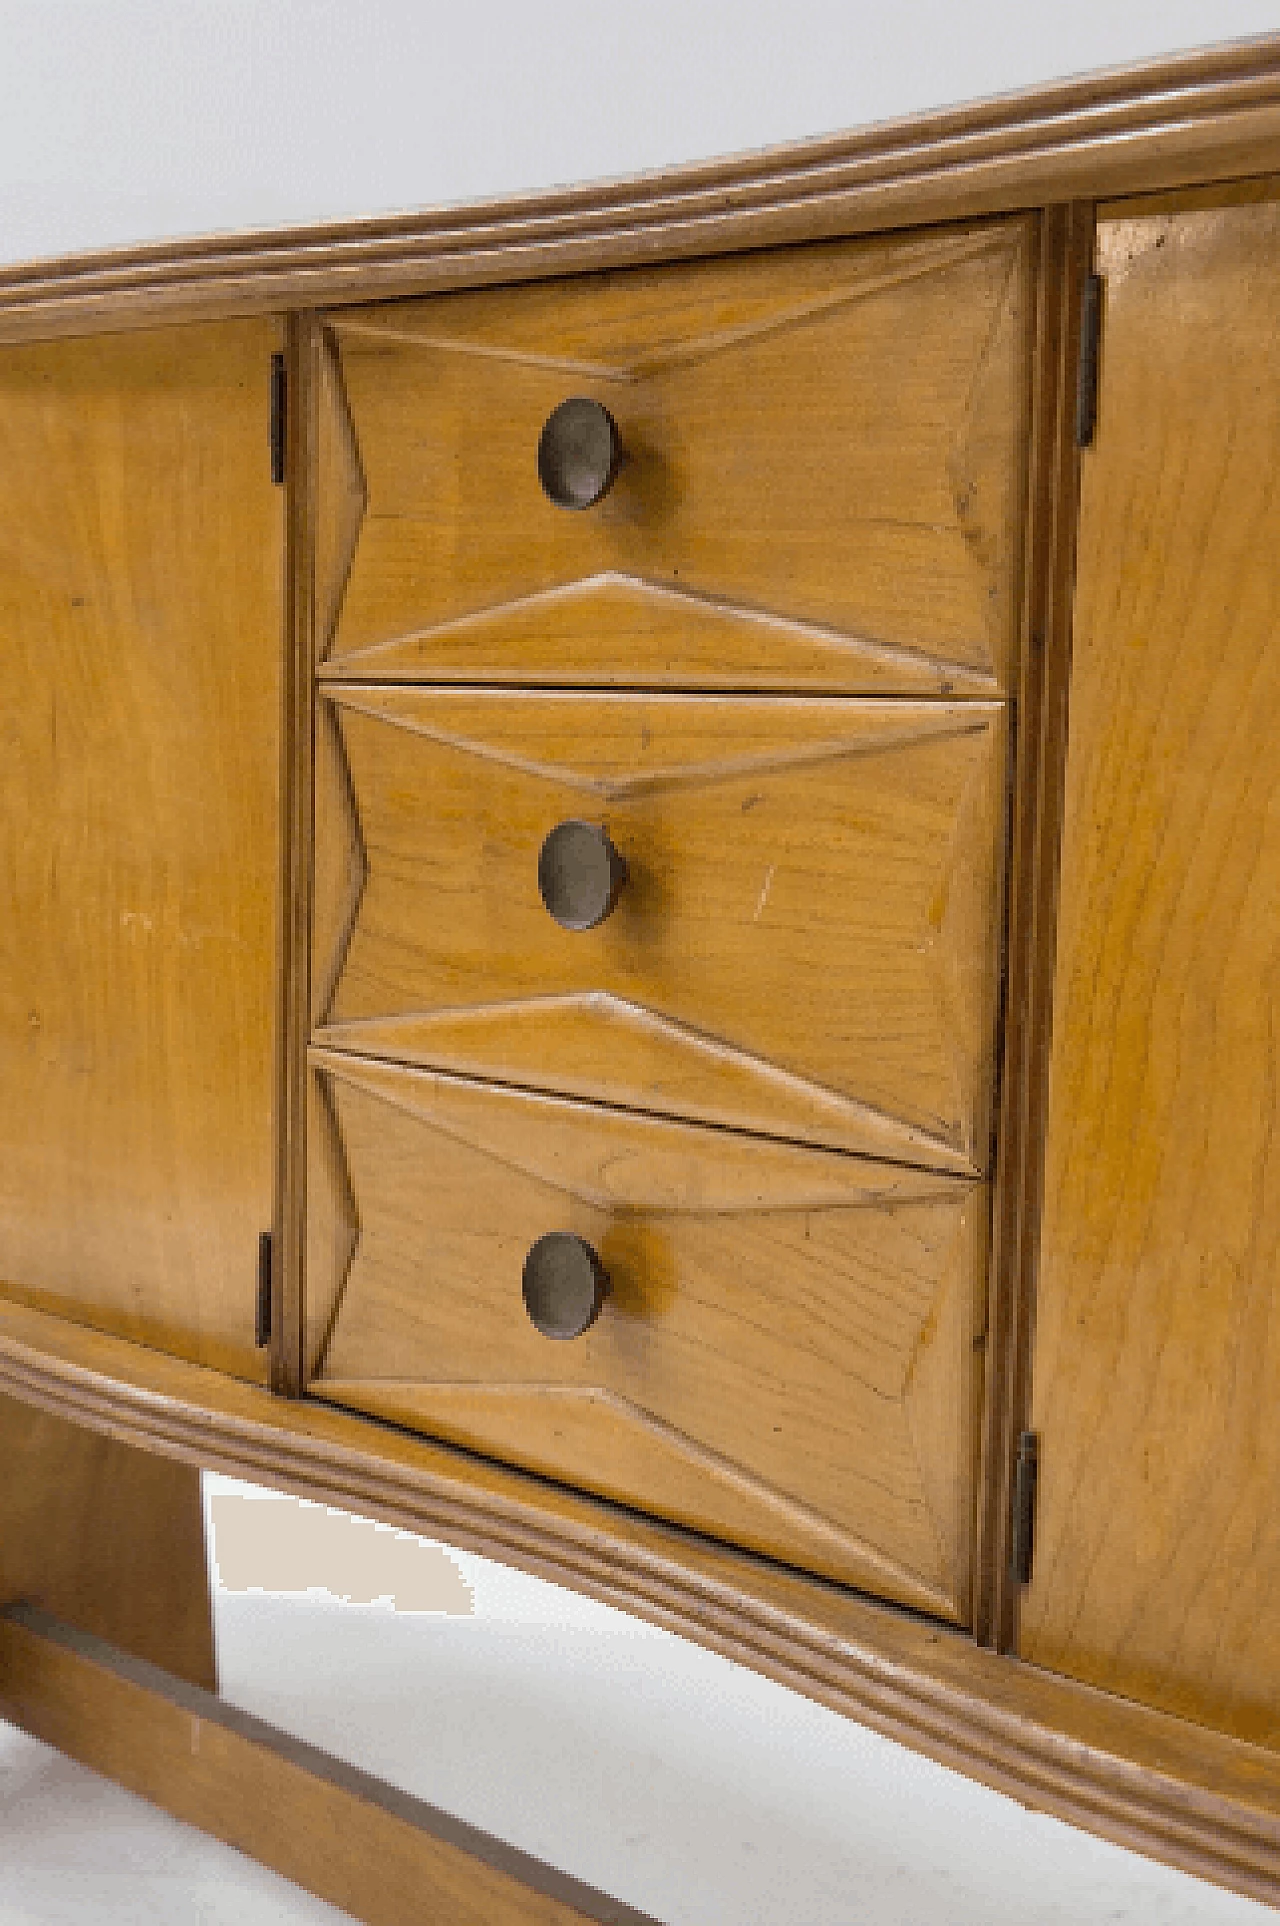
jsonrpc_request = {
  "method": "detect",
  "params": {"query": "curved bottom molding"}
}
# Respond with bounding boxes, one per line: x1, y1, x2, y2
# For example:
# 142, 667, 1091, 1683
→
0, 1297, 1277, 1908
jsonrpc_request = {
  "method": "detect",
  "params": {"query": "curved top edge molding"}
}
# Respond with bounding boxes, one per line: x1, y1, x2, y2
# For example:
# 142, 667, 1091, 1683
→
1, 37, 1280, 339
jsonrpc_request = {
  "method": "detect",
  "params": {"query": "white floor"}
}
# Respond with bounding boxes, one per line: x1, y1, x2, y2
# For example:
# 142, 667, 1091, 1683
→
0, 1474, 1271, 1925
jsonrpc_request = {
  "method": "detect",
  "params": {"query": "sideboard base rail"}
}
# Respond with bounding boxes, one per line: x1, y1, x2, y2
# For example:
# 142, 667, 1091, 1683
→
0, 1603, 653, 1926
0, 1298, 1277, 1909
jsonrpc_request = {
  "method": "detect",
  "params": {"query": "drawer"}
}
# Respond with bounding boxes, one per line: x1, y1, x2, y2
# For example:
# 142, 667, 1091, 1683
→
314, 220, 1032, 693
313, 690, 1008, 1172
306, 1054, 986, 1623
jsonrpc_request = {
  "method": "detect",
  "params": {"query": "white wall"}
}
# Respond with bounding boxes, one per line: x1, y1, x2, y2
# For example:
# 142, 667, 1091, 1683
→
0, 0, 1277, 267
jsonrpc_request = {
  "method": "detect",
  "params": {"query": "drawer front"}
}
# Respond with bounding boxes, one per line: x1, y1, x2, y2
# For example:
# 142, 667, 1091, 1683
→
314, 220, 1031, 693
314, 691, 1007, 1172
307, 1054, 986, 1623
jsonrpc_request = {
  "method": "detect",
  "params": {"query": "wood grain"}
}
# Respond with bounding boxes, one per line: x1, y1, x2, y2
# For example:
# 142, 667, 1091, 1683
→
0, 1301, 1278, 1908
0, 1606, 655, 1926
315, 690, 1009, 1169
973, 204, 1094, 1649
0, 321, 282, 1379
1021, 184, 1280, 1749
0, 1394, 214, 1689
307, 1052, 984, 1622
2, 41, 1280, 340
317, 223, 1030, 691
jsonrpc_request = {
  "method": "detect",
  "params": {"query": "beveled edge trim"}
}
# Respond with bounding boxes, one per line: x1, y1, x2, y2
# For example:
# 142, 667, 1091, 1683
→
0, 1298, 1277, 1907
2, 37, 1280, 341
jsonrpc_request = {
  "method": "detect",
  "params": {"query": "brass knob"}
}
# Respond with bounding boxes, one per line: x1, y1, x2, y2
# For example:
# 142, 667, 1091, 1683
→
538, 820, 627, 931
522, 1233, 609, 1339
537, 398, 622, 509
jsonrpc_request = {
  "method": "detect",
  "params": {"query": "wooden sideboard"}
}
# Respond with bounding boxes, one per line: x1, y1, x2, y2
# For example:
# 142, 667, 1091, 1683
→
3, 36, 1280, 1922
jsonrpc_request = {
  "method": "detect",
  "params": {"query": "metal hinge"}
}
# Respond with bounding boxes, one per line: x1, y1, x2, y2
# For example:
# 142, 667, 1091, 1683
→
1008, 1430, 1040, 1586
255, 1230, 274, 1348
269, 352, 287, 485
1075, 272, 1104, 449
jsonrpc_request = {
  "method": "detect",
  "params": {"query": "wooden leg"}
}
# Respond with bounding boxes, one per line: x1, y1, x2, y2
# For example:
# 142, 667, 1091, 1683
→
0, 1604, 654, 1926
0, 1392, 216, 1690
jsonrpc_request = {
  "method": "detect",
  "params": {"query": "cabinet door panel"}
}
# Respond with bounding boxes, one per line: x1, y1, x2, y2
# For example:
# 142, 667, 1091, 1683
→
1022, 188, 1280, 1749
308, 1053, 986, 1623
0, 323, 282, 1378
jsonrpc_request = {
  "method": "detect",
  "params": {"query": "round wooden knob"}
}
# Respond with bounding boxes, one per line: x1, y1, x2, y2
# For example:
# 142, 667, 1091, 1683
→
522, 1233, 609, 1339
538, 820, 627, 931
537, 398, 622, 509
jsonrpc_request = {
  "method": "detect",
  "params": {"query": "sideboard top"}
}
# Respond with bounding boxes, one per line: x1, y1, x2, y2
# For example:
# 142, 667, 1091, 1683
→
1, 34, 1279, 343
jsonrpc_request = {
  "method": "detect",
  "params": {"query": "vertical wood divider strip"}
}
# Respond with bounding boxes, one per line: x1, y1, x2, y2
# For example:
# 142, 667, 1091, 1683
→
272, 312, 320, 1397
975, 203, 1094, 1650
2, 1301, 1280, 1908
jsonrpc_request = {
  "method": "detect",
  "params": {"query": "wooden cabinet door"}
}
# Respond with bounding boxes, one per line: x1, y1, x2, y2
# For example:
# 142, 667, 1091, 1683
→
0, 322, 282, 1379
1021, 186, 1280, 1749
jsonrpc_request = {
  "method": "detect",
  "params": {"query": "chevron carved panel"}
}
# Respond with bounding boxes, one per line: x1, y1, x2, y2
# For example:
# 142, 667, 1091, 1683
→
309, 1052, 986, 1622
313, 690, 1008, 1168
315, 221, 1031, 691
304, 1070, 360, 1382
311, 698, 367, 1028
314, 327, 367, 668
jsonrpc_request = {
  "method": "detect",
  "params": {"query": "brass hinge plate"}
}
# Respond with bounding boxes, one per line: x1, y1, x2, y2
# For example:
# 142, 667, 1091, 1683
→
1076, 273, 1104, 449
269, 352, 287, 486
1009, 1429, 1039, 1586
255, 1230, 274, 1348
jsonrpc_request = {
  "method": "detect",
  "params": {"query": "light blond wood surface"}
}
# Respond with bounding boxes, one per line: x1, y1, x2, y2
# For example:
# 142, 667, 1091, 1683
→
1, 1301, 1279, 1907
315, 222, 1031, 692
308, 1051, 985, 1623
314, 690, 1008, 1170
0, 321, 282, 1378
0, 1606, 654, 1926
1021, 186, 1280, 1749
0, 1393, 214, 1689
